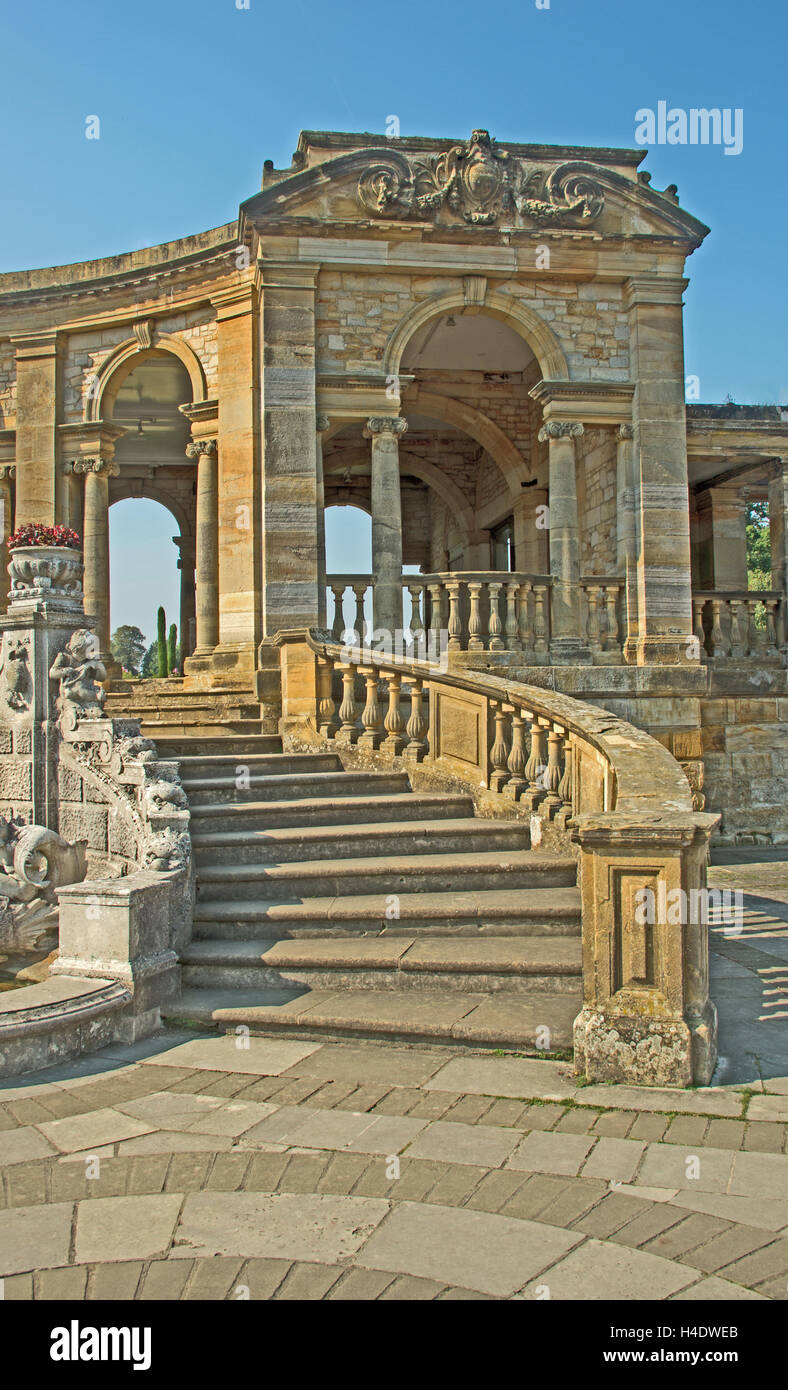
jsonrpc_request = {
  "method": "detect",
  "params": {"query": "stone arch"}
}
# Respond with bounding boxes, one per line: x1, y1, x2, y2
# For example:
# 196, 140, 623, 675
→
384, 288, 569, 382
323, 445, 476, 535
86, 335, 207, 422
408, 389, 527, 496
109, 479, 192, 540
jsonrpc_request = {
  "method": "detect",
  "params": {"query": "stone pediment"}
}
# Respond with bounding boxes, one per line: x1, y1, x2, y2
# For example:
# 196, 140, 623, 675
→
240, 130, 710, 246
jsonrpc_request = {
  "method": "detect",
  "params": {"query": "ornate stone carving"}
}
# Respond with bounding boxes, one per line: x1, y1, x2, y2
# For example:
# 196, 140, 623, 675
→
316, 413, 331, 433
357, 133, 605, 228
49, 629, 106, 724
0, 638, 31, 712
0, 818, 87, 951
186, 439, 218, 458
364, 416, 408, 438
538, 421, 585, 441
70, 456, 119, 477
0, 465, 16, 481
133, 319, 154, 350
8, 545, 84, 610
142, 825, 191, 873
618, 423, 635, 441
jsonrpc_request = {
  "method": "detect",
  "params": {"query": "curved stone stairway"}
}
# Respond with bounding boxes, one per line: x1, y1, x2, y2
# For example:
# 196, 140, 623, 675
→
157, 733, 584, 1053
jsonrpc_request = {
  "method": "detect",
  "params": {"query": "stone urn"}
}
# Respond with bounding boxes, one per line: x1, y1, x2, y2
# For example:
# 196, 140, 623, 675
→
8, 545, 84, 612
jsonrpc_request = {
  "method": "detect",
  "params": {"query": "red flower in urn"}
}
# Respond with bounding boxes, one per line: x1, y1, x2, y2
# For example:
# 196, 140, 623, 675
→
7, 524, 81, 550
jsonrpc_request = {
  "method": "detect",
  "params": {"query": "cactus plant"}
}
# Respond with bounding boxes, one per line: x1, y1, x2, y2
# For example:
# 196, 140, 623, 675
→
156, 607, 168, 678
167, 623, 178, 674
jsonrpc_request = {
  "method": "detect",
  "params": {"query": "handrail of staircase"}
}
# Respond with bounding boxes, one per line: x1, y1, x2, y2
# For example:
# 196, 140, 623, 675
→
279, 627, 721, 1090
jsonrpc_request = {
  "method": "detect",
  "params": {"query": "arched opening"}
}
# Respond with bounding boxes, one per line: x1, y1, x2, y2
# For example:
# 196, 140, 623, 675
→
109, 498, 183, 676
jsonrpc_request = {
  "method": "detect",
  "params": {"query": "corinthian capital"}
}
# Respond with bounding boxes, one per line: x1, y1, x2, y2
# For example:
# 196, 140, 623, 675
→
364, 416, 407, 440
72, 456, 119, 477
0, 465, 16, 480
537, 421, 584, 443
186, 438, 218, 458
618, 423, 634, 441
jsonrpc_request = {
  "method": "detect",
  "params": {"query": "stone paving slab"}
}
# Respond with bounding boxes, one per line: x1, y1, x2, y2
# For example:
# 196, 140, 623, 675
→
130, 1037, 322, 1075
74, 1195, 184, 1264
36, 1108, 155, 1153
405, 1119, 520, 1169
519, 1238, 697, 1301
423, 1056, 578, 1101
0, 1125, 58, 1165
173, 1191, 390, 1263
0, 1202, 74, 1276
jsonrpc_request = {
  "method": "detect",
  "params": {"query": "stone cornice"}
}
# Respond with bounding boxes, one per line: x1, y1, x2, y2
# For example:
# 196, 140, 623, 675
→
530, 379, 635, 427
624, 275, 689, 309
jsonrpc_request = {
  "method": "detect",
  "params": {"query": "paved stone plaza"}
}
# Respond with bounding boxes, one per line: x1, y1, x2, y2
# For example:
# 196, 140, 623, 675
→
1, 856, 786, 1303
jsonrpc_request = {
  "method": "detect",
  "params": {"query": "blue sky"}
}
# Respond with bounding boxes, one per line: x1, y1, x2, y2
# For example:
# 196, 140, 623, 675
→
3, 0, 785, 645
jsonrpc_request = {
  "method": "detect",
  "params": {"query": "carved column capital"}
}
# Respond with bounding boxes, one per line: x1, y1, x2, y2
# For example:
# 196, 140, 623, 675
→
538, 421, 584, 443
364, 416, 407, 440
618, 423, 635, 442
316, 412, 331, 433
72, 456, 119, 478
0, 464, 16, 481
186, 438, 218, 459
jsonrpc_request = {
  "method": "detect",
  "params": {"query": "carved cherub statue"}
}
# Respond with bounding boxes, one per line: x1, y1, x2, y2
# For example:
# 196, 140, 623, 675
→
49, 628, 106, 720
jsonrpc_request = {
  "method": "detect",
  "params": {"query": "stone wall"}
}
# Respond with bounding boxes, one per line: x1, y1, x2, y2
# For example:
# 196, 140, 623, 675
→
577, 428, 617, 573
0, 721, 32, 823
700, 697, 788, 843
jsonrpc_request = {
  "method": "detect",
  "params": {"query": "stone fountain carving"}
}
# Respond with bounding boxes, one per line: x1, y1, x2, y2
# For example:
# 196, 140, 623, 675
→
49, 627, 107, 725
0, 817, 87, 951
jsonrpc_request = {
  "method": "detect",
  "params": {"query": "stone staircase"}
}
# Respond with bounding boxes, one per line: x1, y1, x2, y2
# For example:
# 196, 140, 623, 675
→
104, 680, 269, 740
155, 731, 584, 1053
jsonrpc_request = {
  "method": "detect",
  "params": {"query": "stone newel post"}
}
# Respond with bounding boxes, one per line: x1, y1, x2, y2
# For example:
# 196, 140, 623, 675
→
365, 416, 406, 639
538, 420, 588, 662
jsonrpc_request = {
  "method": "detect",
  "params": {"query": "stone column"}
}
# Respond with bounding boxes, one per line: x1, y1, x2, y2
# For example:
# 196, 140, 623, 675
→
316, 414, 330, 628
80, 457, 117, 666
11, 331, 63, 525
60, 462, 83, 538
175, 536, 196, 661
365, 416, 406, 638
769, 461, 788, 596
0, 466, 15, 613
513, 487, 549, 573
538, 421, 588, 662
625, 276, 696, 664
616, 424, 639, 662
464, 530, 491, 569
697, 486, 748, 590
186, 440, 219, 656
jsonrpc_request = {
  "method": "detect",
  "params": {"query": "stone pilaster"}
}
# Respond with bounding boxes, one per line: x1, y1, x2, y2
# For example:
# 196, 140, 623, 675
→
11, 331, 63, 526
174, 536, 196, 662
260, 264, 321, 639
78, 457, 118, 667
0, 466, 16, 613
365, 415, 406, 637
616, 424, 639, 662
769, 460, 788, 596
513, 487, 549, 574
695, 486, 748, 590
625, 276, 696, 664
538, 420, 589, 662
316, 413, 330, 628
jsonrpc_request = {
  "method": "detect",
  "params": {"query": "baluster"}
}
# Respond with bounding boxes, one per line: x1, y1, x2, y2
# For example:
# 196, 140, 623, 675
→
518, 581, 534, 656
692, 598, 707, 660
331, 584, 345, 643
504, 581, 521, 651
709, 599, 727, 658
729, 599, 745, 659
358, 668, 383, 749
487, 581, 505, 652
335, 664, 359, 744
533, 584, 549, 657
586, 584, 602, 656
446, 581, 462, 652
317, 658, 337, 738
382, 671, 406, 755
352, 583, 367, 647
408, 583, 425, 655
403, 678, 428, 762
468, 581, 484, 651
744, 598, 758, 656
504, 707, 527, 800
489, 701, 510, 791
765, 599, 779, 656
428, 582, 443, 662
558, 733, 573, 809
543, 728, 564, 814
524, 717, 547, 809
604, 584, 620, 654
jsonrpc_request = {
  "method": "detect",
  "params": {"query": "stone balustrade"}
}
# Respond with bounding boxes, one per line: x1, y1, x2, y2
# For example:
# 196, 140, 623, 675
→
580, 577, 624, 661
296, 628, 720, 1089
692, 590, 786, 662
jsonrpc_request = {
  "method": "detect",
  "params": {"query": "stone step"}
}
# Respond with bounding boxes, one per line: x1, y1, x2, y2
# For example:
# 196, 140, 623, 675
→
185, 769, 412, 808
193, 849, 574, 902
152, 735, 284, 759
188, 792, 476, 833
141, 718, 268, 740
191, 884, 581, 938
178, 752, 344, 781
191, 816, 530, 866
105, 692, 262, 716
180, 934, 582, 994
163, 984, 580, 1051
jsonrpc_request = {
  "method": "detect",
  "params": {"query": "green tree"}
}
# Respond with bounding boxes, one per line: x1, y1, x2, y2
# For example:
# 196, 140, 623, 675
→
140, 641, 158, 677
156, 606, 168, 678
167, 623, 178, 674
746, 500, 771, 591
110, 624, 147, 676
